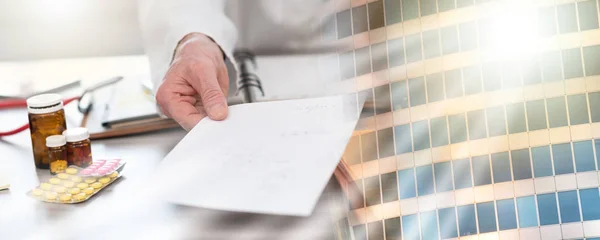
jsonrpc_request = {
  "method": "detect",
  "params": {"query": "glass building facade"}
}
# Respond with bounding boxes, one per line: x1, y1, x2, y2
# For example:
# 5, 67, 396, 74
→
330, 0, 600, 239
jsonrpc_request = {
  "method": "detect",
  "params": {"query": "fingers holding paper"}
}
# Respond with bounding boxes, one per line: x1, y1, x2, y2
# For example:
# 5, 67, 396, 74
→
156, 33, 230, 131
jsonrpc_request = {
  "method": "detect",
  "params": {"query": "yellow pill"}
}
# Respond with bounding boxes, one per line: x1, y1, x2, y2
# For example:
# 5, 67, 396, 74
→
98, 177, 110, 184
59, 194, 72, 202
71, 176, 82, 183
40, 183, 53, 190
73, 193, 87, 201
90, 182, 103, 189
57, 173, 70, 180
49, 178, 61, 185
65, 168, 78, 174
32, 188, 44, 196
109, 172, 119, 178
76, 183, 89, 189
84, 178, 96, 184
69, 188, 81, 195
45, 192, 57, 200
83, 187, 94, 195
62, 181, 75, 188
54, 186, 66, 194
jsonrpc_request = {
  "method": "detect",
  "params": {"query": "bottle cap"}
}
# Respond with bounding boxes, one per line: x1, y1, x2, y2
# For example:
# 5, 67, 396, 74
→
46, 135, 67, 147
63, 128, 90, 142
26, 94, 64, 114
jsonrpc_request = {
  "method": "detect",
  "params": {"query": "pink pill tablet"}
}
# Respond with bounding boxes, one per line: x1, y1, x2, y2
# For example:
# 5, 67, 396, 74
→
96, 168, 111, 175
80, 169, 93, 175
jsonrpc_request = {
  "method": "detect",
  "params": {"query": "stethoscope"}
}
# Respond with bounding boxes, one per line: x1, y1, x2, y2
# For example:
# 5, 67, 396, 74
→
0, 76, 123, 137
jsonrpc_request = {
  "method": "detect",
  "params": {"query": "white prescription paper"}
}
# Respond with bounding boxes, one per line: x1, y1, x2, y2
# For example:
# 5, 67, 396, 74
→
154, 95, 363, 216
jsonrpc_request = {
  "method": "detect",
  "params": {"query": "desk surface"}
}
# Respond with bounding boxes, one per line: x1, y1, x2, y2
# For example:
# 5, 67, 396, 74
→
0, 87, 349, 240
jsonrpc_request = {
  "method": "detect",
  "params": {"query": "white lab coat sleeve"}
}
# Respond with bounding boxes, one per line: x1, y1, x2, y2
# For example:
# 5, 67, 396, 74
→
138, 0, 237, 94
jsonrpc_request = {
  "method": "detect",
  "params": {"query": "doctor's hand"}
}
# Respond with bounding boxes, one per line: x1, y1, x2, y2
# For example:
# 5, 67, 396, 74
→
155, 33, 229, 131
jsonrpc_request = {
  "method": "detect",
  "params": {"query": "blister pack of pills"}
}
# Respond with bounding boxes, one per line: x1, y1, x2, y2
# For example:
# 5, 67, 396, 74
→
74, 159, 126, 177
28, 163, 124, 204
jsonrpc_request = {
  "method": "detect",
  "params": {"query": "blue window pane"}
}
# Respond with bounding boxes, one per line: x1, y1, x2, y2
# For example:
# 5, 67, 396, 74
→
453, 159, 473, 189
467, 109, 487, 140
391, 80, 409, 110
492, 152, 512, 183
557, 3, 578, 34
384, 217, 401, 240
441, 26, 460, 55
574, 140, 596, 172
537, 193, 560, 226
438, 207, 458, 239
596, 139, 600, 168
416, 165, 435, 196
532, 146, 554, 177
405, 34, 423, 63
578, 0, 600, 31
547, 97, 569, 128
438, 0, 455, 12
590, 92, 600, 123
434, 161, 454, 192
336, 10, 352, 39
402, 214, 419, 240
449, 113, 468, 143
381, 172, 399, 203
409, 77, 426, 107
385, 0, 402, 25
430, 116, 449, 147
558, 190, 581, 223
420, 211, 439, 240
511, 149, 533, 180
352, 5, 368, 35
472, 155, 492, 186
580, 188, 600, 221
378, 127, 395, 158
542, 51, 563, 82
368, 221, 384, 240
445, 69, 463, 98
412, 120, 431, 151
374, 84, 392, 115
506, 102, 527, 134
420, 0, 437, 17
496, 199, 518, 230
463, 65, 482, 95
361, 131, 378, 162
353, 224, 367, 240
477, 202, 497, 233
398, 169, 417, 199
402, 0, 419, 21
426, 73, 444, 102
567, 94, 590, 125
552, 143, 575, 175
517, 196, 539, 228
457, 205, 478, 236
360, 89, 375, 118
365, 176, 381, 206
486, 106, 507, 137
423, 30, 441, 59
355, 46, 371, 76
526, 100, 547, 131
351, 179, 365, 209
388, 38, 405, 67
394, 124, 413, 154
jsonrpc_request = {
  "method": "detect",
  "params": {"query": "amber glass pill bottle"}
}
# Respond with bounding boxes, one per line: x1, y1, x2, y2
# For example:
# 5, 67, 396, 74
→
63, 128, 93, 168
27, 94, 67, 169
46, 135, 68, 175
